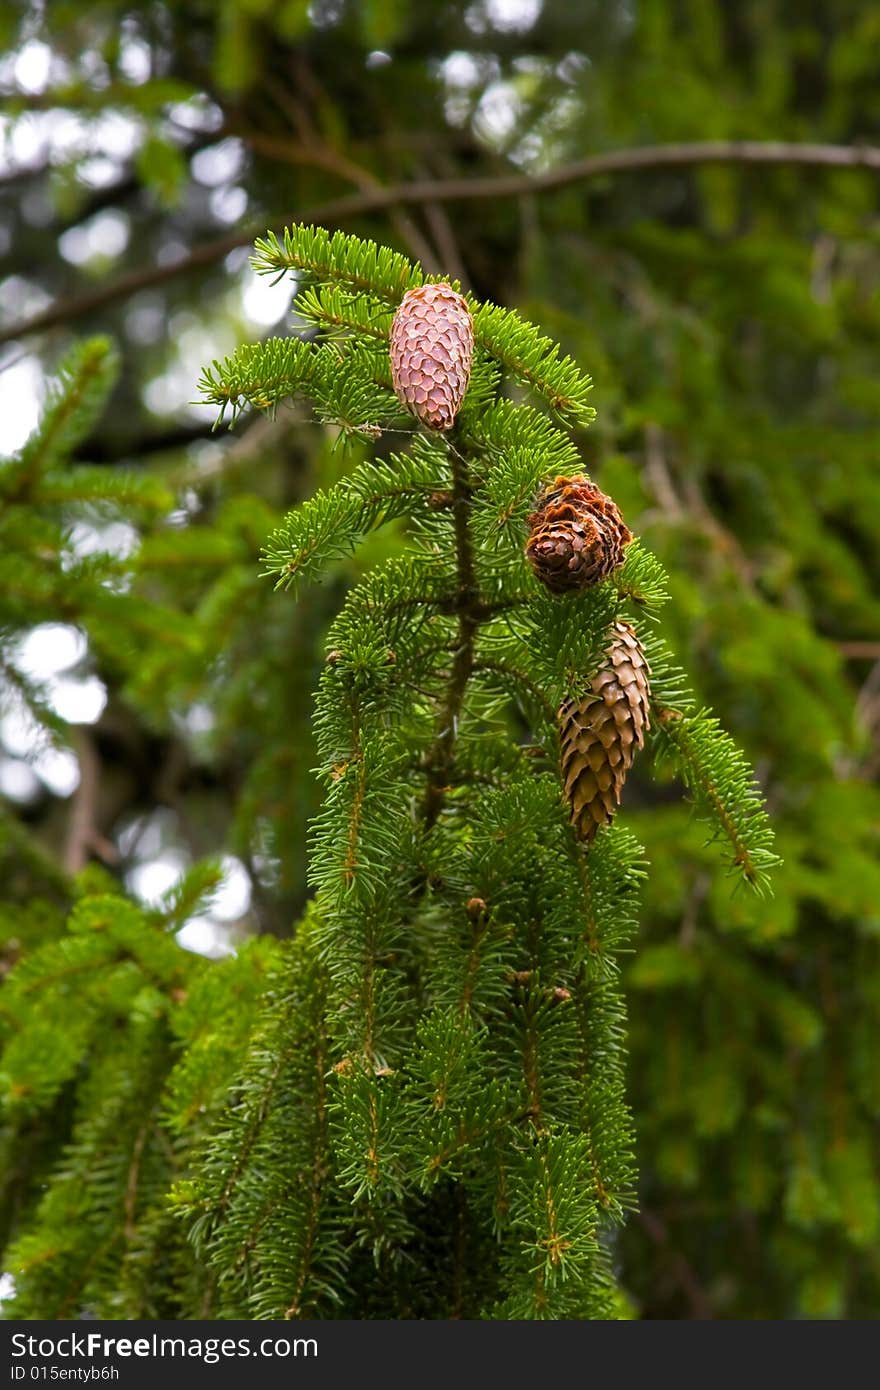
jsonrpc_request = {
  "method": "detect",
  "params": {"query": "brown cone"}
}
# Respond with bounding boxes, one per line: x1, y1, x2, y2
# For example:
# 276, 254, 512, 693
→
559, 621, 651, 841
389, 283, 473, 431
525, 475, 632, 595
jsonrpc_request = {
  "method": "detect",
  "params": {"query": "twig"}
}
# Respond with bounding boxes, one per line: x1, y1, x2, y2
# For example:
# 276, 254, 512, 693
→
853, 660, 880, 781
124, 1122, 150, 1240
682, 478, 755, 587
239, 125, 440, 269
63, 729, 120, 874
420, 197, 470, 288
181, 412, 287, 485
0, 228, 254, 345
642, 422, 683, 519
421, 441, 479, 829
4, 139, 880, 344
839, 641, 880, 660
73, 419, 221, 464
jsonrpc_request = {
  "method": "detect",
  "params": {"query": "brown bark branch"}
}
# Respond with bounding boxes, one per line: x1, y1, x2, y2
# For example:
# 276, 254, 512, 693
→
63, 729, 119, 875
421, 443, 479, 830
238, 125, 440, 268
839, 641, 880, 660
4, 139, 880, 346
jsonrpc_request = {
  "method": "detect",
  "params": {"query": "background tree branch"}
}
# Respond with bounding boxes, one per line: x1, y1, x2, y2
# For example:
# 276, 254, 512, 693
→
3, 139, 879, 346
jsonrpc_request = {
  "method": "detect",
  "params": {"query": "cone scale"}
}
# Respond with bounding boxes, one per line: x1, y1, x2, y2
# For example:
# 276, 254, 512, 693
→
390, 283, 474, 431
526, 475, 632, 594
559, 621, 651, 841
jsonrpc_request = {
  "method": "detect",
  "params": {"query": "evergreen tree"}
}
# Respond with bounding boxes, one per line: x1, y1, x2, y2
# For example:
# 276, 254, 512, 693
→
1, 226, 776, 1319
2, 0, 879, 1323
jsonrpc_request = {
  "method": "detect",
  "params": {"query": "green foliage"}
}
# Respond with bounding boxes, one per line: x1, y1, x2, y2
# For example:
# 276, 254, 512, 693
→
253, 224, 596, 427
0, 225, 776, 1319
261, 439, 448, 589
654, 705, 780, 892
2, 0, 878, 1324
0, 339, 174, 853
208, 225, 778, 1314
0, 878, 277, 1318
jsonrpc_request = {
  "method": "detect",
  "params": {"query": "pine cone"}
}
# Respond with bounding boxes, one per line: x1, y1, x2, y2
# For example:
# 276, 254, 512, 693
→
389, 283, 473, 431
525, 476, 632, 595
559, 621, 651, 841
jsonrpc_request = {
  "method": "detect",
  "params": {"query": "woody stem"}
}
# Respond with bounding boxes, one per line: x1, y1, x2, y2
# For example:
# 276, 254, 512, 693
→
421, 441, 480, 829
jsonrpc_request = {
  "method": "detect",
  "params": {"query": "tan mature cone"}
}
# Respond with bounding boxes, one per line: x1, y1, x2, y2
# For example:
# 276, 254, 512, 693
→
559, 621, 651, 841
389, 283, 473, 431
525, 475, 632, 595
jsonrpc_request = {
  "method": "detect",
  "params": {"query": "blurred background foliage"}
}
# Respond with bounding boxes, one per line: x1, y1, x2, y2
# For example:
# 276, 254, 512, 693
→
1, 0, 878, 1318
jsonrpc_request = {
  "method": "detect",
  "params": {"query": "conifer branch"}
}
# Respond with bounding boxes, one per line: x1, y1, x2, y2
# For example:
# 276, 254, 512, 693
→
654, 706, 780, 892
471, 304, 594, 427
520, 984, 545, 1132
574, 969, 611, 1211
261, 443, 446, 590
422, 442, 480, 829
0, 221, 781, 1321
1, 338, 117, 499
123, 1121, 151, 1241
283, 1011, 328, 1320
472, 658, 558, 727
214, 1004, 302, 1216
4, 140, 877, 349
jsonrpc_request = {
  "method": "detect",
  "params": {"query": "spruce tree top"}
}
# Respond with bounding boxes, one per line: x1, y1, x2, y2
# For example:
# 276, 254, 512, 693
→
202, 222, 776, 896
186, 225, 779, 1316
0, 224, 780, 1322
